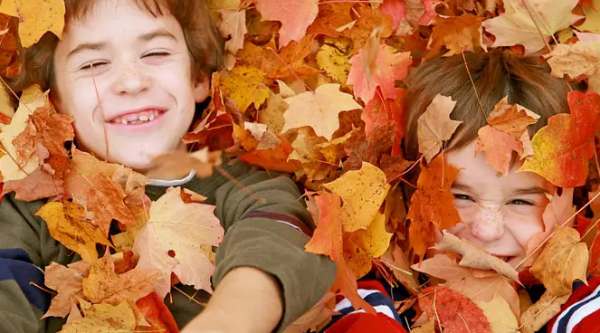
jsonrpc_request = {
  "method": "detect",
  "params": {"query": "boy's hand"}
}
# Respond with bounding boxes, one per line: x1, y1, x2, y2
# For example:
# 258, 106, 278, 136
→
181, 266, 284, 333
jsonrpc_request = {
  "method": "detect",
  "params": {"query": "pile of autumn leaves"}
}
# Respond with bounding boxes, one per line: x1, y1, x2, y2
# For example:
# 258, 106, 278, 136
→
3, 0, 600, 332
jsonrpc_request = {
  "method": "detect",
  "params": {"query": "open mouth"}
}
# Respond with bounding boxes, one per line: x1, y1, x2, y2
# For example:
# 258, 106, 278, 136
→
109, 109, 166, 125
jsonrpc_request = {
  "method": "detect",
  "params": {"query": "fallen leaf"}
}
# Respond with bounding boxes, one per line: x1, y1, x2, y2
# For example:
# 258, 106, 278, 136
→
407, 155, 462, 261
218, 9, 248, 54
475, 294, 519, 333
135, 292, 180, 333
530, 226, 588, 296
283, 292, 336, 333
348, 210, 393, 258
240, 134, 301, 173
221, 66, 270, 113
579, 0, 600, 33
316, 39, 352, 86
323, 162, 390, 232
520, 290, 571, 333
255, 0, 318, 48
417, 94, 462, 163
36, 201, 112, 263
340, 5, 394, 55
147, 149, 222, 180
59, 299, 136, 333
306, 3, 354, 38
426, 15, 486, 58
133, 187, 224, 297
0, 0, 65, 47
43, 261, 91, 318
545, 41, 600, 85
259, 91, 288, 134
380, 242, 420, 294
482, 0, 582, 54
281, 83, 362, 141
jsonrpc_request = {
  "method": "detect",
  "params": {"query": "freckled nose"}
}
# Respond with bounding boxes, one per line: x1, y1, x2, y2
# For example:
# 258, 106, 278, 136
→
114, 62, 151, 95
468, 207, 505, 242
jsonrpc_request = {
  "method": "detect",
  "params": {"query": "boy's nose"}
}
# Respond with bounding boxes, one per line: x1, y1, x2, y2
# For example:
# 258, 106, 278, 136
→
467, 207, 505, 242
113, 63, 151, 95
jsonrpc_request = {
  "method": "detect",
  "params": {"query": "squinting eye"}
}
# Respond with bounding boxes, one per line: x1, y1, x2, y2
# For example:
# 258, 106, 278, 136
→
81, 61, 108, 71
508, 199, 533, 206
453, 194, 474, 202
143, 52, 170, 58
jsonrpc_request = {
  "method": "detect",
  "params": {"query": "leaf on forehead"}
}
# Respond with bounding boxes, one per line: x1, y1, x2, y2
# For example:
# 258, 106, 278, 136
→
306, 3, 355, 38
82, 252, 160, 305
433, 232, 520, 283
417, 94, 462, 163
305, 191, 374, 313
221, 66, 270, 113
281, 84, 362, 141
426, 15, 486, 59
43, 261, 91, 319
520, 91, 600, 187
530, 226, 588, 296
418, 286, 492, 333
36, 201, 112, 263
0, 0, 65, 48
407, 155, 461, 261
482, 0, 581, 54
520, 290, 571, 333
133, 187, 224, 298
323, 162, 390, 232
255, 0, 318, 48
59, 299, 137, 333
218, 9, 248, 55
347, 43, 411, 104
412, 255, 520, 317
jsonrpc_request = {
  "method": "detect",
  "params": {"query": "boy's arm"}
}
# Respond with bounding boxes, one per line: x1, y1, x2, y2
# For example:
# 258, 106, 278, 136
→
183, 159, 337, 333
0, 194, 73, 333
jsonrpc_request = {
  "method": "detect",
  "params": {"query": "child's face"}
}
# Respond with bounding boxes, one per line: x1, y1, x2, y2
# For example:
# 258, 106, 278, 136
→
445, 141, 555, 266
53, 0, 209, 171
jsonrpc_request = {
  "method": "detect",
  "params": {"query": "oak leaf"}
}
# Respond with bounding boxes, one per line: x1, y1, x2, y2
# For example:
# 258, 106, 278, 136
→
418, 286, 492, 333
221, 65, 269, 113
281, 83, 362, 141
530, 226, 588, 296
133, 187, 224, 297
59, 300, 136, 333
218, 9, 248, 54
347, 43, 411, 103
520, 290, 571, 333
36, 201, 112, 263
323, 162, 390, 232
82, 253, 160, 305
482, 0, 581, 54
475, 294, 519, 333
426, 15, 486, 58
407, 155, 461, 261
417, 94, 462, 163
255, 0, 318, 48
0, 0, 65, 47
43, 261, 91, 318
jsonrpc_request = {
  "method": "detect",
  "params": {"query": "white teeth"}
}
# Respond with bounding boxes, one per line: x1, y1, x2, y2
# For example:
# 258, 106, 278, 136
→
121, 119, 128, 125
149, 114, 155, 121
139, 115, 149, 121
113, 110, 162, 125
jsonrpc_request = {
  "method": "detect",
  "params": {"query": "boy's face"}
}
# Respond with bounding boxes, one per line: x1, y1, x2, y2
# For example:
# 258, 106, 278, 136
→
53, 0, 209, 171
444, 141, 555, 268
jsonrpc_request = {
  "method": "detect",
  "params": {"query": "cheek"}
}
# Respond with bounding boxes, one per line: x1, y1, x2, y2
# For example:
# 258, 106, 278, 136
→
504, 208, 545, 247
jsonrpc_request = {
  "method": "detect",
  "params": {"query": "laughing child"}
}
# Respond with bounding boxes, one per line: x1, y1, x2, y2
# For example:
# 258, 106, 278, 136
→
0, 1, 339, 332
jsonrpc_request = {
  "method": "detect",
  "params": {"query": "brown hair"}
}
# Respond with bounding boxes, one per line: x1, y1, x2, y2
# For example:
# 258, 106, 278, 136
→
403, 50, 570, 161
6, 0, 223, 98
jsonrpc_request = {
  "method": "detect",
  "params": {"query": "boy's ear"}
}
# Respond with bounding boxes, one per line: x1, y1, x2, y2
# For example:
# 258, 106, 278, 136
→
192, 76, 210, 103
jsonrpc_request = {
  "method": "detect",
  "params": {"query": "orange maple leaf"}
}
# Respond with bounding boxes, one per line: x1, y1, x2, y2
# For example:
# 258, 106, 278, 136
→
255, 0, 318, 48
426, 15, 486, 58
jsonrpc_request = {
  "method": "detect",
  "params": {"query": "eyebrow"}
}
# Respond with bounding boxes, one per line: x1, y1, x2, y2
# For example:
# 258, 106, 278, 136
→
67, 28, 178, 61
451, 182, 548, 195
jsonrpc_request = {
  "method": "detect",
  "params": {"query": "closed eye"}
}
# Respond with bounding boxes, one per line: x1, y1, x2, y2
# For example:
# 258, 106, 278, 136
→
143, 51, 170, 58
81, 61, 108, 71
508, 199, 533, 206
453, 193, 474, 202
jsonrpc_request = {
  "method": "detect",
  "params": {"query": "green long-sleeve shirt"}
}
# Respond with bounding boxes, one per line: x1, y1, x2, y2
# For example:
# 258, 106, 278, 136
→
0, 159, 337, 333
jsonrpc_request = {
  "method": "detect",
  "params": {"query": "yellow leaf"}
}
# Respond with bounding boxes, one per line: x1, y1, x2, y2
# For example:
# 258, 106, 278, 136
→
221, 66, 270, 113
59, 299, 136, 333
316, 42, 351, 86
258, 92, 288, 134
530, 226, 589, 296
349, 211, 392, 258
579, 0, 600, 34
36, 201, 112, 263
324, 162, 390, 232
475, 294, 519, 333
520, 290, 571, 333
206, 0, 240, 22
282, 83, 362, 141
0, 0, 65, 48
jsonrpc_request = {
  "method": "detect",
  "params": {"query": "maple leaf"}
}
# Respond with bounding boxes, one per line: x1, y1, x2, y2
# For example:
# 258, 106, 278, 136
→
289, 127, 338, 182
135, 292, 180, 333
530, 226, 588, 296
305, 191, 375, 313
348, 43, 411, 104
306, 3, 354, 38
0, 0, 65, 48
520, 91, 600, 187
519, 290, 571, 333
412, 255, 520, 316
147, 149, 222, 181
546, 41, 600, 81
379, 242, 420, 294
240, 134, 301, 173
340, 5, 394, 55
36, 201, 112, 263
362, 87, 406, 155
323, 162, 390, 232
426, 15, 486, 58
250, 34, 319, 80
482, 0, 582, 54
316, 38, 352, 86
579, 0, 600, 33
82, 252, 160, 305
417, 94, 462, 163
433, 231, 520, 283
418, 286, 492, 333
218, 9, 248, 54
59, 299, 136, 333
258, 91, 288, 134
43, 261, 91, 319
281, 83, 362, 141
475, 294, 519, 333
183, 110, 235, 150
220, 65, 270, 113
133, 187, 224, 297
255, 0, 318, 48
407, 155, 462, 261
380, 0, 406, 30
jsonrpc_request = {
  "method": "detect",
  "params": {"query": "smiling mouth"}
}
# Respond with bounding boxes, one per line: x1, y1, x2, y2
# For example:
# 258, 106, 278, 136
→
109, 109, 165, 125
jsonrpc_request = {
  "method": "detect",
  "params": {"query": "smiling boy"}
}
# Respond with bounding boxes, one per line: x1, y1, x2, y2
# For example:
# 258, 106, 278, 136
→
0, 1, 337, 332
